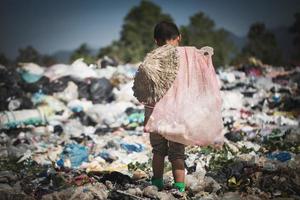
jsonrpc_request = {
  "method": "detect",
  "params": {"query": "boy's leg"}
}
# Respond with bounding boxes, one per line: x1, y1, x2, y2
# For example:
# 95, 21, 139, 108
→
169, 141, 186, 192
171, 158, 185, 182
152, 153, 165, 179
149, 132, 168, 189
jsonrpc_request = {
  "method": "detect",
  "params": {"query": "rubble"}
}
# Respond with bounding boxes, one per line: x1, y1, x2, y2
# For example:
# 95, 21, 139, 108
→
0, 58, 299, 199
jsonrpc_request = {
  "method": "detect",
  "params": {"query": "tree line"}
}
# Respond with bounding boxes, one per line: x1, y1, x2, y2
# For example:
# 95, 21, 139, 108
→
1, 1, 299, 67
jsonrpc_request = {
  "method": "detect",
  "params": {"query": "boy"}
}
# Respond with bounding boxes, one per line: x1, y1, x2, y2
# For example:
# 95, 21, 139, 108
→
132, 21, 186, 193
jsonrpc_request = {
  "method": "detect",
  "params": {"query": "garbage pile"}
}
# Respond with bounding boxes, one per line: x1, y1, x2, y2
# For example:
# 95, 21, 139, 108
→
0, 59, 299, 199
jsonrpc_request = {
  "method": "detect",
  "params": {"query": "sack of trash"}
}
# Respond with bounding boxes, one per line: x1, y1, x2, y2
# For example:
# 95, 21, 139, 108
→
144, 46, 224, 146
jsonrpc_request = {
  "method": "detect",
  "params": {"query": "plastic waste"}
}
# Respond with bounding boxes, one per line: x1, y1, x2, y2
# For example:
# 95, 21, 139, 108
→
120, 142, 144, 153
43, 64, 70, 81
75, 81, 90, 99
219, 71, 236, 83
18, 62, 44, 83
97, 171, 133, 185
8, 99, 21, 111
0, 109, 48, 129
89, 78, 113, 103
86, 101, 134, 126
95, 66, 117, 79
81, 158, 105, 172
69, 58, 98, 80
41, 183, 108, 200
99, 150, 118, 163
116, 64, 138, 79
267, 151, 292, 162
19, 62, 45, 75
57, 143, 89, 168
63, 119, 90, 138
20, 72, 42, 83
67, 99, 93, 113
44, 59, 98, 81
123, 110, 145, 130
53, 81, 78, 102
99, 55, 118, 68
227, 176, 251, 190
128, 112, 144, 124
32, 94, 68, 114
221, 91, 244, 110
113, 81, 139, 103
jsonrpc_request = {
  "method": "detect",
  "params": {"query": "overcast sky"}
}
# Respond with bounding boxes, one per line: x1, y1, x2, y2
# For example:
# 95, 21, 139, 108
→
0, 0, 299, 58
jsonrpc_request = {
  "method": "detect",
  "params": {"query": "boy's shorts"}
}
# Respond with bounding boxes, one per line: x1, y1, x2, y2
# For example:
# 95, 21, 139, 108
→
144, 107, 186, 161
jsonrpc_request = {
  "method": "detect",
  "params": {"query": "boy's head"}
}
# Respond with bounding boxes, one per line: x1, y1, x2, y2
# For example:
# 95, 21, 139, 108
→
154, 21, 181, 46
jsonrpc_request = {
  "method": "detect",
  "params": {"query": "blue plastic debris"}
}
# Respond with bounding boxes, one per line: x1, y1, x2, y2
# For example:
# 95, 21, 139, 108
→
120, 142, 144, 153
128, 112, 144, 124
56, 158, 64, 167
58, 143, 89, 168
31, 90, 45, 104
70, 106, 83, 113
99, 150, 117, 163
21, 71, 42, 83
267, 151, 292, 162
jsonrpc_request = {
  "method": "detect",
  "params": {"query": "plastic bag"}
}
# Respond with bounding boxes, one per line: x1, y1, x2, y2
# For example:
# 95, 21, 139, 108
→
144, 46, 224, 146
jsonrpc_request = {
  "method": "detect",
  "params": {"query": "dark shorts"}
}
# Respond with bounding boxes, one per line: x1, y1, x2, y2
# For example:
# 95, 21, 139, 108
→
144, 106, 186, 161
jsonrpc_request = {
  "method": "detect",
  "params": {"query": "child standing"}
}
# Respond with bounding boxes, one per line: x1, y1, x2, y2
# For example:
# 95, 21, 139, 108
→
133, 21, 186, 192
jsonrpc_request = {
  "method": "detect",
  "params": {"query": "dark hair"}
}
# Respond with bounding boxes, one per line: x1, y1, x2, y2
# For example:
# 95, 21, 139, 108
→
154, 21, 180, 46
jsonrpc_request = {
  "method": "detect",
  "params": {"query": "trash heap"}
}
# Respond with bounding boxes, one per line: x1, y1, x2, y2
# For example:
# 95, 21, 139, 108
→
0, 58, 300, 199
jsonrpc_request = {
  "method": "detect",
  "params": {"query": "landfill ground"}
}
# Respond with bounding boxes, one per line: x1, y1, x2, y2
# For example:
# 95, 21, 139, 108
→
0, 59, 300, 200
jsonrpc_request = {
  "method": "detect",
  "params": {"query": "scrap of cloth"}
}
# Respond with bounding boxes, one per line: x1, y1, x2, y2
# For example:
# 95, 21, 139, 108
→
134, 45, 224, 146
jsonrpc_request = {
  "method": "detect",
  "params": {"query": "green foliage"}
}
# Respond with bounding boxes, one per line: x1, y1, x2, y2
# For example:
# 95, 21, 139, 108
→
70, 43, 96, 64
238, 22, 283, 65
98, 0, 173, 63
16, 45, 41, 64
128, 161, 150, 172
15, 45, 57, 66
290, 12, 300, 62
262, 128, 300, 154
0, 53, 10, 66
180, 12, 236, 67
99, 3, 236, 65
206, 144, 236, 171
41, 55, 57, 67
98, 40, 124, 62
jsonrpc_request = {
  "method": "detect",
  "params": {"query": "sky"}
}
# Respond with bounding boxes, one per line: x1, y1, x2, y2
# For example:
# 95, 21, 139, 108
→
0, 0, 299, 59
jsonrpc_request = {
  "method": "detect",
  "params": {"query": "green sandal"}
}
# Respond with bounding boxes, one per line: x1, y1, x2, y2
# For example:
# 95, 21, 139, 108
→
173, 182, 186, 192
151, 178, 164, 190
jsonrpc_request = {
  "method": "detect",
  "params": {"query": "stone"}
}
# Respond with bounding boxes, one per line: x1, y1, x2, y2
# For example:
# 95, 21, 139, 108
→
126, 187, 143, 196
157, 191, 176, 200
42, 183, 108, 200
143, 185, 159, 198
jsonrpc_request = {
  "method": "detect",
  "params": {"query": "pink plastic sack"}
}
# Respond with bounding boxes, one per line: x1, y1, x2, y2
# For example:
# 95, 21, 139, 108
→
144, 46, 224, 146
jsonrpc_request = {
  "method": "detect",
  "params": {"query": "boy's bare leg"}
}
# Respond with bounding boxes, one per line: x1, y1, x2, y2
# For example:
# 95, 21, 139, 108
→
152, 153, 165, 178
171, 158, 185, 182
